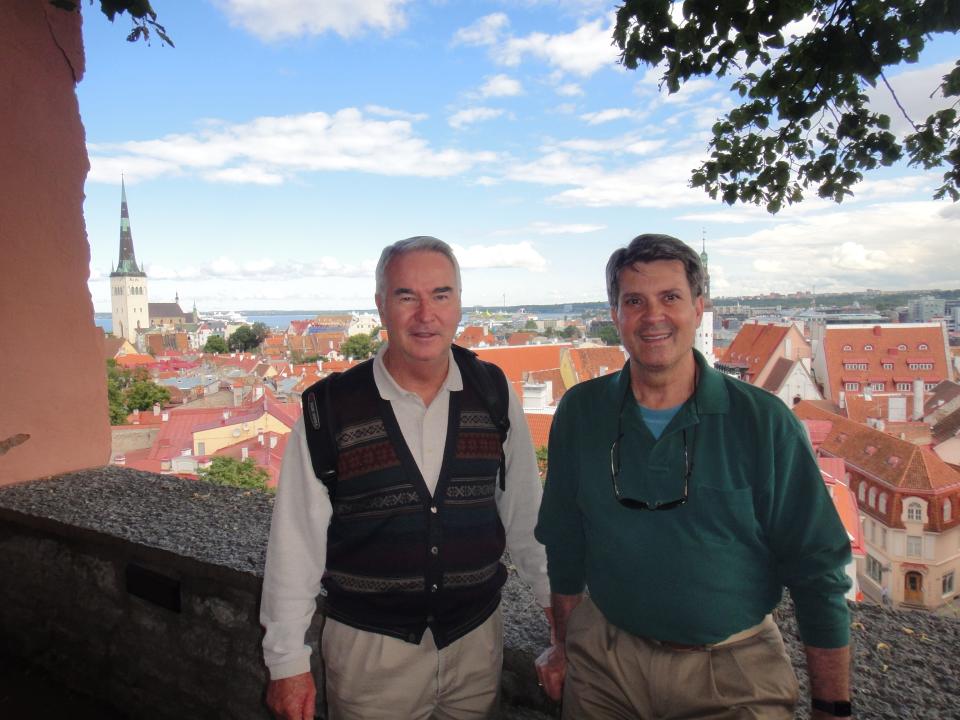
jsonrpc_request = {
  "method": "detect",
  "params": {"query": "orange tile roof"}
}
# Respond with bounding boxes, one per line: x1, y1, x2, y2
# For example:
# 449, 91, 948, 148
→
825, 475, 864, 556
527, 368, 566, 404
474, 344, 571, 383
524, 412, 554, 450
214, 432, 289, 487
722, 324, 791, 382
115, 353, 155, 367
507, 332, 537, 346
794, 401, 960, 492
565, 347, 626, 384
456, 326, 497, 348
821, 324, 950, 402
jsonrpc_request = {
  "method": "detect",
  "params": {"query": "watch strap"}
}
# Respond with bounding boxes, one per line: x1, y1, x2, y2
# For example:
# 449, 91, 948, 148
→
811, 698, 852, 717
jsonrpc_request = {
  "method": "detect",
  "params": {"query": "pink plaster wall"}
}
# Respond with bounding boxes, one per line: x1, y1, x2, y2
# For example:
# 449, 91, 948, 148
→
0, 1, 111, 485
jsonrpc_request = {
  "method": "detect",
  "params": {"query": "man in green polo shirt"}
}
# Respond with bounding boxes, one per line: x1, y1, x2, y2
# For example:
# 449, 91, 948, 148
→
535, 234, 853, 719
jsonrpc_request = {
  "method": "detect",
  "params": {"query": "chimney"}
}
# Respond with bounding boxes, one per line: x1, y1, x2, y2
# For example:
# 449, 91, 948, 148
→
161, 412, 169, 422
873, 325, 882, 336
132, 408, 140, 425
863, 386, 873, 402
270, 435, 278, 449
913, 379, 924, 420
838, 391, 846, 409
241, 446, 248, 460
153, 403, 161, 416
254, 386, 264, 401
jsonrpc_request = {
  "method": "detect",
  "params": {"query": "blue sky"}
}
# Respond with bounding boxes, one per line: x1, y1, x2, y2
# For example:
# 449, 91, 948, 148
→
80, 1, 960, 312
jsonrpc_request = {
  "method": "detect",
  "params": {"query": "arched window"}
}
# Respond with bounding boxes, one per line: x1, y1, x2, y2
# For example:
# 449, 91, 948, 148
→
864, 344, 874, 351
843, 344, 853, 351
858, 483, 866, 502
945, 499, 953, 523
907, 502, 923, 522
879, 493, 887, 513
869, 488, 877, 508
898, 344, 907, 351
918, 343, 928, 351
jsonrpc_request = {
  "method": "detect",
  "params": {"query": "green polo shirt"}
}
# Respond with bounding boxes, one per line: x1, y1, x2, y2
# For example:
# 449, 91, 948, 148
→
535, 350, 851, 648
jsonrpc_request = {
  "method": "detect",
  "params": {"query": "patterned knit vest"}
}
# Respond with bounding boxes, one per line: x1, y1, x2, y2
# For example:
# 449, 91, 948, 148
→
322, 360, 507, 648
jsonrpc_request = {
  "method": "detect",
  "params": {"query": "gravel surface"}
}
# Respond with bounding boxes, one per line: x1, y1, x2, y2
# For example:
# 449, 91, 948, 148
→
2, 468, 959, 719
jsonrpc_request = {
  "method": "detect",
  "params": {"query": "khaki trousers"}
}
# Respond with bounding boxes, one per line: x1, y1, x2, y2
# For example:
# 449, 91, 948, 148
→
562, 598, 798, 720
321, 608, 503, 720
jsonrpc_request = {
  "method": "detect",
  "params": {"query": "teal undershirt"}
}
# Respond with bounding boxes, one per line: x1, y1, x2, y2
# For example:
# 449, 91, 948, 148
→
638, 403, 683, 439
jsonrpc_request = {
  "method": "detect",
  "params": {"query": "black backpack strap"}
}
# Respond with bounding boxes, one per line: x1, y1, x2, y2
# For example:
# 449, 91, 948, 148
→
301, 372, 341, 495
451, 344, 511, 490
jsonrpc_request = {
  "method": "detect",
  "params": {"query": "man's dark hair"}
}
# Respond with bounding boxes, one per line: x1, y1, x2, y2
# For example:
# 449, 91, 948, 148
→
605, 233, 704, 308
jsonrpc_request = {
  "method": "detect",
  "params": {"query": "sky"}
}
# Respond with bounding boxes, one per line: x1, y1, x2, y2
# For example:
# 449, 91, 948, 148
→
79, 1, 960, 312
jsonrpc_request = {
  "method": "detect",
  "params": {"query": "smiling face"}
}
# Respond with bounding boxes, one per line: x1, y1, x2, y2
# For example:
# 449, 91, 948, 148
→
611, 259, 703, 380
376, 249, 461, 375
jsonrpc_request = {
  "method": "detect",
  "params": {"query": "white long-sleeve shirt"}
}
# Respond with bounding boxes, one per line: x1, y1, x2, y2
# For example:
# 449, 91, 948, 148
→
260, 346, 550, 679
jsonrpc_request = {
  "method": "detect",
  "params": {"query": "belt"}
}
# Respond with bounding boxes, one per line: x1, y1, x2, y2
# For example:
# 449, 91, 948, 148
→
648, 614, 773, 652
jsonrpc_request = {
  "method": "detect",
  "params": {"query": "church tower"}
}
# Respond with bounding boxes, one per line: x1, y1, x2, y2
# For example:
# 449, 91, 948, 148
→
694, 230, 716, 367
110, 179, 149, 343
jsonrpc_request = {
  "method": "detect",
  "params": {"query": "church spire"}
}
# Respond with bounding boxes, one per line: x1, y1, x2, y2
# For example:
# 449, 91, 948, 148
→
111, 177, 145, 277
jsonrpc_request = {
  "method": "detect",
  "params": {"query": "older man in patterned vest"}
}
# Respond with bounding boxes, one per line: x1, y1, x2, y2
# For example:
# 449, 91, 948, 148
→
261, 237, 552, 720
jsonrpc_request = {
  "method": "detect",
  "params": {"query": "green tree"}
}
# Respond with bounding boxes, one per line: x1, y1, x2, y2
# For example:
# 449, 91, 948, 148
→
341, 333, 375, 360
124, 379, 171, 412
614, 0, 960, 212
524, 319, 538, 330
203, 335, 228, 354
561, 325, 581, 339
107, 371, 128, 425
198, 457, 271, 492
251, 322, 271, 346
228, 324, 259, 351
51, 1, 173, 46
598, 324, 621, 346
536, 446, 549, 482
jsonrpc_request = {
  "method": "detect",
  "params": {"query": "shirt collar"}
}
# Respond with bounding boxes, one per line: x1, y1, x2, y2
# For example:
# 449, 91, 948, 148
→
372, 342, 463, 401
613, 349, 730, 416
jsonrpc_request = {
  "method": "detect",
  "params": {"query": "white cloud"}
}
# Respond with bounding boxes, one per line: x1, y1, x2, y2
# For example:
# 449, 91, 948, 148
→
869, 61, 956, 137
88, 109, 496, 184
215, 0, 411, 40
580, 108, 634, 125
364, 105, 428, 121
448, 107, 504, 129
528, 221, 605, 235
556, 83, 583, 97
495, 19, 618, 77
453, 241, 548, 272
479, 74, 523, 98
830, 242, 891, 271
452, 13, 509, 46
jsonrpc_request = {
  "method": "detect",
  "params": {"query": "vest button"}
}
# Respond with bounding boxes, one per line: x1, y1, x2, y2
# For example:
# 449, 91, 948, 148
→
430, 583, 438, 592
430, 505, 438, 514
426, 614, 434, 623
430, 546, 439, 555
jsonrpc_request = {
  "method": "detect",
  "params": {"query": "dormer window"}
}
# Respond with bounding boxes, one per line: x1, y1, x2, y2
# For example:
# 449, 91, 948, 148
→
882, 362, 893, 370
843, 344, 853, 352
918, 343, 928, 351
864, 344, 874, 351
879, 493, 888, 513
898, 344, 907, 351
864, 445, 877, 456
837, 432, 848, 443
907, 502, 922, 522
886, 456, 901, 467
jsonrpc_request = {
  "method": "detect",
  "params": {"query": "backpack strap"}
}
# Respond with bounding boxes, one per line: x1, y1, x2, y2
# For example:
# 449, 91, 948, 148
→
451, 344, 511, 490
301, 372, 341, 495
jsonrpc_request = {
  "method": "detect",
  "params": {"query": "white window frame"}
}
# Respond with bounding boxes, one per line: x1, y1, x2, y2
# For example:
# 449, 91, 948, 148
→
944, 572, 956, 596
907, 503, 923, 522
906, 535, 922, 557
866, 555, 883, 583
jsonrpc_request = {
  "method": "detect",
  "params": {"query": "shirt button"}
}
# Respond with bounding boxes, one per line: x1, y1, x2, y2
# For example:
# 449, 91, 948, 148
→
430, 583, 438, 592
430, 546, 439, 555
430, 505, 438, 514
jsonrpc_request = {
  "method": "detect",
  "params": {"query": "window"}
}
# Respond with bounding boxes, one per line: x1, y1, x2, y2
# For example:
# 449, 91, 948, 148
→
868, 520, 876, 543
869, 488, 877, 508
898, 344, 908, 351
845, 382, 859, 391
925, 383, 937, 391
843, 362, 868, 371
907, 362, 933, 370
882, 362, 893, 370
879, 493, 887, 513
843, 344, 853, 351
907, 502, 923, 522
858, 483, 866, 502
896, 382, 911, 391
864, 344, 874, 351
881, 527, 887, 550
945, 499, 953, 523
906, 535, 922, 557
871, 382, 885, 391
944, 572, 956, 596
866, 555, 883, 583
918, 343, 929, 351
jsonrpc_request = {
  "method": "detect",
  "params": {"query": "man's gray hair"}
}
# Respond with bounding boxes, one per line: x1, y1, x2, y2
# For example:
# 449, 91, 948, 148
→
605, 233, 704, 308
375, 236, 462, 302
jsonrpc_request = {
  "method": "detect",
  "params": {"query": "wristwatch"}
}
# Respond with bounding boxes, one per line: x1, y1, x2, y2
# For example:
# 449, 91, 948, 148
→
811, 698, 852, 717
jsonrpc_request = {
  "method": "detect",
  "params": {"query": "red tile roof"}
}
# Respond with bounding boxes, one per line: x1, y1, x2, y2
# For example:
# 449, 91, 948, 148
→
526, 368, 566, 404
213, 432, 289, 487
524, 412, 554, 450
794, 401, 960, 492
820, 324, 950, 402
456, 326, 497, 348
507, 332, 537, 346
474, 344, 571, 383
723, 324, 791, 382
564, 347, 626, 385
115, 353, 155, 367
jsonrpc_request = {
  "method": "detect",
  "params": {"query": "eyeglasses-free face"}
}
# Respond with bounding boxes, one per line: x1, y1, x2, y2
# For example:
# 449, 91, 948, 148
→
610, 380, 696, 511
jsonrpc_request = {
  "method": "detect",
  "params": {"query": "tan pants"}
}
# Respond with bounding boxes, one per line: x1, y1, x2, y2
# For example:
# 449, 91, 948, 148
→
562, 598, 798, 720
321, 608, 503, 720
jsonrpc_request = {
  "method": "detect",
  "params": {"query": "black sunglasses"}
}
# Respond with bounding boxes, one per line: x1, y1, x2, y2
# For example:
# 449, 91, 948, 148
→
610, 380, 696, 511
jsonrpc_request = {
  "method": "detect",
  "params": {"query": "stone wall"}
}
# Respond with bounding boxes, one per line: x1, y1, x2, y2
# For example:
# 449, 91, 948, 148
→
0, 1, 111, 485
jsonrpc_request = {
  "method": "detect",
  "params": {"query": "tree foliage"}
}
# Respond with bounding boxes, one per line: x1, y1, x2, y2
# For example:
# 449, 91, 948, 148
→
598, 324, 622, 346
614, 0, 960, 212
561, 325, 581, 339
198, 457, 271, 492
536, 446, 549, 482
228, 324, 260, 352
51, 0, 173, 46
251, 322, 271, 346
124, 379, 171, 411
203, 335, 229, 354
341, 333, 377, 360
105, 360, 171, 424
